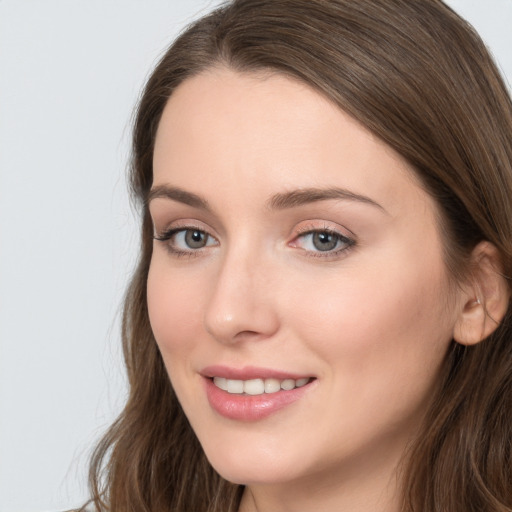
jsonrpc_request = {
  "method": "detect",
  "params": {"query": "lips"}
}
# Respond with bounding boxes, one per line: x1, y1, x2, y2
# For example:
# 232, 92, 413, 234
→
201, 365, 315, 421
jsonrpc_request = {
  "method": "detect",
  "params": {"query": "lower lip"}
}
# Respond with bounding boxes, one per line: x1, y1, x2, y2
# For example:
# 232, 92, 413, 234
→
204, 378, 314, 421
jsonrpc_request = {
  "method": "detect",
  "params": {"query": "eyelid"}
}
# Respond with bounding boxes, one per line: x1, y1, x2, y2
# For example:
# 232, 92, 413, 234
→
153, 218, 216, 239
293, 220, 355, 240
153, 221, 219, 257
289, 221, 356, 258
152, 218, 356, 259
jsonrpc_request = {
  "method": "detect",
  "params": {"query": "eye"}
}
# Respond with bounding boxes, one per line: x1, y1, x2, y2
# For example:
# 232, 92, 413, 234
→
154, 227, 218, 255
176, 229, 212, 249
291, 228, 354, 256
309, 231, 341, 251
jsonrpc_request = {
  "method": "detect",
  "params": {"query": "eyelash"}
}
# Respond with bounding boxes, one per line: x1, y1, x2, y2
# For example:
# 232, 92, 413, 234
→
153, 225, 217, 258
291, 225, 355, 259
153, 224, 355, 259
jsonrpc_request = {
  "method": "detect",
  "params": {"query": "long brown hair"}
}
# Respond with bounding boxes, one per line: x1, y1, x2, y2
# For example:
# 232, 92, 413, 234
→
83, 1, 512, 510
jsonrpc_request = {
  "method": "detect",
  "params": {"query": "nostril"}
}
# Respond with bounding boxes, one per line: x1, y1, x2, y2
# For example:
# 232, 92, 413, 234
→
203, 272, 280, 344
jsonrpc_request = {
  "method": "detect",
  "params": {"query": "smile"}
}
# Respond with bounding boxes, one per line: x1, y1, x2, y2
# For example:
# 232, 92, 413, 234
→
213, 376, 311, 395
204, 371, 316, 421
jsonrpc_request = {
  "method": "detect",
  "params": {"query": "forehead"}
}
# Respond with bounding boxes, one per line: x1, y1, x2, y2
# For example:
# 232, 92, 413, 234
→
152, 67, 431, 219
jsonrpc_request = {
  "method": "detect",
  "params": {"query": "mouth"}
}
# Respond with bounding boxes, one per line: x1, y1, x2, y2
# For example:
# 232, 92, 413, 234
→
211, 376, 312, 395
201, 367, 316, 421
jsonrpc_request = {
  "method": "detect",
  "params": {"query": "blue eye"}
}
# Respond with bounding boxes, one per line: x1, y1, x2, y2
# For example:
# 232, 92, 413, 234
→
154, 227, 217, 254
295, 229, 354, 254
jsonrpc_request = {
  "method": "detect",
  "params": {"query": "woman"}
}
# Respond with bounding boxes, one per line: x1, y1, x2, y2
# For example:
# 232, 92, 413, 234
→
83, 0, 512, 510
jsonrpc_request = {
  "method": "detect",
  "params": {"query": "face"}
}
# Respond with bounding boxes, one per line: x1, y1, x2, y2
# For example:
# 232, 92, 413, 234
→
147, 68, 462, 491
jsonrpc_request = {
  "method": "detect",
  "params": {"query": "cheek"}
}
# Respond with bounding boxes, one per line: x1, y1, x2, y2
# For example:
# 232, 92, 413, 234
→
147, 256, 204, 359
287, 256, 455, 401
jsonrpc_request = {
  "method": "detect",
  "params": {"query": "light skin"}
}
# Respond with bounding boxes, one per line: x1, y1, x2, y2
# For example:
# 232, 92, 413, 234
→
147, 67, 507, 512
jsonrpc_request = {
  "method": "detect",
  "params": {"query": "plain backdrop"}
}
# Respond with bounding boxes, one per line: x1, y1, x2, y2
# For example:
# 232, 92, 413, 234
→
0, 1, 511, 510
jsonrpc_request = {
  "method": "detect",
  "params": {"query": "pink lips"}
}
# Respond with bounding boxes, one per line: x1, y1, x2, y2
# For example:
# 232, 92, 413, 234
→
202, 365, 315, 421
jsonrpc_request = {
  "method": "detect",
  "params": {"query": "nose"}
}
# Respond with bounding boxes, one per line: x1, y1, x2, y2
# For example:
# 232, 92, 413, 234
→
203, 249, 280, 345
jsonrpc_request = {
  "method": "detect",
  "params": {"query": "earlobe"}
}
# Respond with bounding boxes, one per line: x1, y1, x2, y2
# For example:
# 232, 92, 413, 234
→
453, 242, 510, 346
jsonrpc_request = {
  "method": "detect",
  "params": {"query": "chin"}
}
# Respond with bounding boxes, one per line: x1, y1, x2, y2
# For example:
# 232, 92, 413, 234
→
201, 437, 310, 486
211, 460, 295, 487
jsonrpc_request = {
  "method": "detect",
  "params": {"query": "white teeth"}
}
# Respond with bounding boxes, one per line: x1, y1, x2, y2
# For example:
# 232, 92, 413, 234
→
213, 376, 228, 391
264, 378, 281, 394
280, 378, 295, 390
244, 379, 265, 395
227, 379, 244, 394
214, 377, 311, 395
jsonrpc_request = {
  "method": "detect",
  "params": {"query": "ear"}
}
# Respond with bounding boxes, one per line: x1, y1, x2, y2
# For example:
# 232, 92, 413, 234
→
453, 241, 509, 346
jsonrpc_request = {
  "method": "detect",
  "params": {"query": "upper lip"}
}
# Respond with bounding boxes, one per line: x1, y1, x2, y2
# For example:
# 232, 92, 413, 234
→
200, 365, 314, 381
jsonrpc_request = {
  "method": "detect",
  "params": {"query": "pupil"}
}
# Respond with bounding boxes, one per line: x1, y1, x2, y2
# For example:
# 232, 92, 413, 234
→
185, 230, 206, 248
313, 232, 338, 251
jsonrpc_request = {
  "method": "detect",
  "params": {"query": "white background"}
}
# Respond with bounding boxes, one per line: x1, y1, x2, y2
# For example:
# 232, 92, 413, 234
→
0, 1, 511, 510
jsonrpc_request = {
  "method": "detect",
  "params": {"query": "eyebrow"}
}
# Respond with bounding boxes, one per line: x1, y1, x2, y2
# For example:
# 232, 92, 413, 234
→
147, 185, 211, 211
147, 184, 386, 214
267, 187, 386, 212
